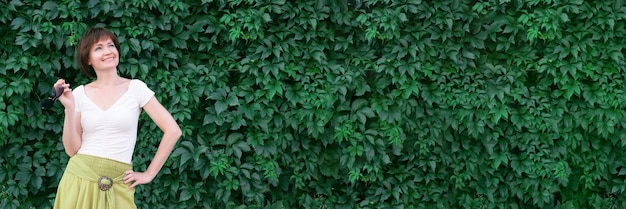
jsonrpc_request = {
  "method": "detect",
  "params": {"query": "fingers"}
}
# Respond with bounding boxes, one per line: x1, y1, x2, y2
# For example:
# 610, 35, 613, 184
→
123, 170, 140, 189
129, 182, 139, 189
54, 79, 65, 88
53, 79, 71, 94
53, 79, 70, 86
54, 78, 65, 84
123, 170, 154, 189
123, 170, 134, 183
62, 84, 71, 94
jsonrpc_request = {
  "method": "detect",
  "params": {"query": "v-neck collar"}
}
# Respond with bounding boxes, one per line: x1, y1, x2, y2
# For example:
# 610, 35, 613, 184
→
82, 80, 133, 112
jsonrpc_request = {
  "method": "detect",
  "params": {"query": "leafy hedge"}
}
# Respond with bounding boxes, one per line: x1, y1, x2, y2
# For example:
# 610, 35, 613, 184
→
1, 0, 626, 208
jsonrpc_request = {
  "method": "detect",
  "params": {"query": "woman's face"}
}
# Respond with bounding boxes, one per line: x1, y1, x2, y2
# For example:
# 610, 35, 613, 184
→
88, 37, 119, 71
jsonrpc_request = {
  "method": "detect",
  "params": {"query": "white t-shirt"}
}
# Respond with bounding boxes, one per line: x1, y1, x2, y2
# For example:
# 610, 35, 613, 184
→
73, 79, 154, 163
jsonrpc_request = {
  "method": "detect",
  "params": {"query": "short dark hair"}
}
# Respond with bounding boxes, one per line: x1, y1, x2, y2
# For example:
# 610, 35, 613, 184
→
75, 26, 120, 78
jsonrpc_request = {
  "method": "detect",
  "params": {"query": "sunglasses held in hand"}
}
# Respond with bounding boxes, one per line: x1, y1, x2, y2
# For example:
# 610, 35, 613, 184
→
41, 85, 63, 110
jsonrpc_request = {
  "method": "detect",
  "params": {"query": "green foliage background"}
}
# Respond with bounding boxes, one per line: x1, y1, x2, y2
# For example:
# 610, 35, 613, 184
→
1, 0, 626, 208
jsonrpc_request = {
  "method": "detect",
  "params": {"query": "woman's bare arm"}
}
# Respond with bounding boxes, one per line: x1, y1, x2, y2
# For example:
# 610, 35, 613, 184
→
55, 79, 82, 156
124, 96, 181, 188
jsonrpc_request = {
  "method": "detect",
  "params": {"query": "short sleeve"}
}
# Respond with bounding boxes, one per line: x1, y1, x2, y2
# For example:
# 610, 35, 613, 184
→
72, 85, 85, 112
132, 80, 155, 107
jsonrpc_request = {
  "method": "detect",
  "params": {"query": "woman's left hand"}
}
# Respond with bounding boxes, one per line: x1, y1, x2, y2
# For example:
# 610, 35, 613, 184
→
123, 170, 155, 189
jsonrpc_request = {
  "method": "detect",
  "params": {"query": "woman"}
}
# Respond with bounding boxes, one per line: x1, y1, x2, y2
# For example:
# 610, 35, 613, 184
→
53, 26, 182, 208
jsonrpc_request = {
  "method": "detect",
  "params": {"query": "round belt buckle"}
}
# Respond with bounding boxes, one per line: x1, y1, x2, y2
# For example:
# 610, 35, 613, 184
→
98, 176, 113, 191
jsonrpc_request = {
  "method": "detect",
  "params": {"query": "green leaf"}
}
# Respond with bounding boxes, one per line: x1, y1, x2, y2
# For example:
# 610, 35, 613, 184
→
42, 1, 58, 10
215, 100, 228, 114
492, 152, 508, 169
398, 13, 408, 22
490, 103, 508, 123
348, 170, 362, 183
180, 190, 192, 202
365, 27, 378, 41
10, 17, 25, 30
129, 38, 141, 53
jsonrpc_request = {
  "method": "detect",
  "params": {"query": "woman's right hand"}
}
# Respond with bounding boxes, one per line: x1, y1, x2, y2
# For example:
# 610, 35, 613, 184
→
54, 79, 75, 110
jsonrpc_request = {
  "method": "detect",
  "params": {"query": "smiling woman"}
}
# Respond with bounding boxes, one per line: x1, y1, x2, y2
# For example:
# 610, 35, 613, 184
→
52, 26, 182, 209
88, 39, 120, 72
74, 28, 121, 79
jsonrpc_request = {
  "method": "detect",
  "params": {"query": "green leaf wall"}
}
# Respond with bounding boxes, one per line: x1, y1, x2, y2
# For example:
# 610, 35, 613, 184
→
1, 0, 625, 208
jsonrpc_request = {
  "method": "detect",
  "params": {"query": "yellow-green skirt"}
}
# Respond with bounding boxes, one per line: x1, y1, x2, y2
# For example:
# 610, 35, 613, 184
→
54, 154, 136, 209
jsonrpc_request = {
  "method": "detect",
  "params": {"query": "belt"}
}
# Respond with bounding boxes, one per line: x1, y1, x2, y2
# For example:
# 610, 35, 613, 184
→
65, 154, 131, 209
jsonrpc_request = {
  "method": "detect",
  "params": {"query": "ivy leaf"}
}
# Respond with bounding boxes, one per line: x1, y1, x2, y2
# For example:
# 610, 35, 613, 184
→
490, 103, 509, 123
215, 100, 228, 115
365, 28, 378, 41
492, 152, 508, 169
398, 13, 408, 22
348, 170, 362, 183
179, 190, 192, 202
10, 17, 25, 30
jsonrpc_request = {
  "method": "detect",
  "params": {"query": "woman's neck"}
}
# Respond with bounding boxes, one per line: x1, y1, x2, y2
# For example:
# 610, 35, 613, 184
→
92, 71, 122, 88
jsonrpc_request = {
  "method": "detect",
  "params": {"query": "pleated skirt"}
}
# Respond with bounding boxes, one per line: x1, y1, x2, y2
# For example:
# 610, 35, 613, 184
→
53, 154, 136, 209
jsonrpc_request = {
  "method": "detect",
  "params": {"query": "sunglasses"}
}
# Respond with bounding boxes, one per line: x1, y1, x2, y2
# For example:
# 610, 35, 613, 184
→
41, 86, 63, 110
